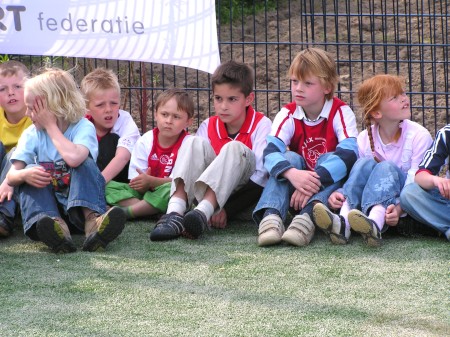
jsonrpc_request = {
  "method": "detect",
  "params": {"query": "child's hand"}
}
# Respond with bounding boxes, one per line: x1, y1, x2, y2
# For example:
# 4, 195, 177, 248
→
385, 204, 401, 226
434, 176, 450, 199
24, 166, 52, 188
210, 209, 227, 229
33, 96, 57, 130
129, 168, 152, 194
0, 180, 14, 202
328, 191, 345, 209
284, 168, 321, 196
290, 189, 311, 210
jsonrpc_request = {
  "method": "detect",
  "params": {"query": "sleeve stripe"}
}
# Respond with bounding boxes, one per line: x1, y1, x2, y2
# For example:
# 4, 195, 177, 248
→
338, 107, 350, 139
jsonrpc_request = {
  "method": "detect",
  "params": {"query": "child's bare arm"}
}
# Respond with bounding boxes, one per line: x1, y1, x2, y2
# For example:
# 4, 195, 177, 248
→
6, 161, 52, 188
416, 172, 450, 199
101, 147, 132, 183
34, 96, 89, 167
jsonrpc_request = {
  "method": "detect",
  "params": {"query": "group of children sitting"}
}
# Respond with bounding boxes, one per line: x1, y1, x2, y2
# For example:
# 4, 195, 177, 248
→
0, 47, 448, 254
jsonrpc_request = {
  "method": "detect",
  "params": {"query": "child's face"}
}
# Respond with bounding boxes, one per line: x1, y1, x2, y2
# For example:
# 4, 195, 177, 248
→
87, 88, 120, 135
290, 74, 331, 115
212, 83, 253, 131
155, 97, 192, 139
376, 92, 410, 122
0, 71, 27, 120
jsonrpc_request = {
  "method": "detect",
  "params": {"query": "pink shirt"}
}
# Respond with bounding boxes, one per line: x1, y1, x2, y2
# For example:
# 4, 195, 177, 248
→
357, 119, 433, 185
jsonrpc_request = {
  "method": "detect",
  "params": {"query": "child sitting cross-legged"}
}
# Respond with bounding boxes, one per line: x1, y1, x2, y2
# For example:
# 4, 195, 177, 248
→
105, 88, 194, 222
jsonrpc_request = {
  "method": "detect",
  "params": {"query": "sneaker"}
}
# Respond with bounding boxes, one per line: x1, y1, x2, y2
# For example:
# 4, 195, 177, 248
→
0, 212, 14, 237
281, 213, 315, 247
348, 209, 382, 247
313, 203, 350, 245
183, 209, 208, 239
36, 216, 76, 253
150, 212, 184, 241
82, 207, 126, 252
258, 214, 284, 246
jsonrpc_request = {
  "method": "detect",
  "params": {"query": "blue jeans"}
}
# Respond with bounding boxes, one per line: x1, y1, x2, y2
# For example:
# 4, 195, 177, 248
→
253, 151, 341, 224
0, 144, 17, 218
20, 157, 107, 238
400, 183, 450, 240
343, 157, 406, 214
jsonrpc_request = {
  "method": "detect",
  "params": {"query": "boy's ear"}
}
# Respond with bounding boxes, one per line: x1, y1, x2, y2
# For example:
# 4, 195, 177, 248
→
245, 92, 255, 106
187, 117, 194, 127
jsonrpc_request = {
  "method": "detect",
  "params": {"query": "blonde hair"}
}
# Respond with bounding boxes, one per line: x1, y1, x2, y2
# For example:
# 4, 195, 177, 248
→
80, 68, 120, 103
155, 88, 195, 119
357, 74, 406, 162
25, 68, 86, 124
0, 60, 30, 78
288, 48, 339, 100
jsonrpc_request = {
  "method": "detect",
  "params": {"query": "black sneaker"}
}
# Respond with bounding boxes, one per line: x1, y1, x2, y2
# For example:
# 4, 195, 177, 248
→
36, 216, 77, 253
150, 212, 184, 241
183, 209, 208, 239
0, 212, 14, 237
348, 210, 382, 247
82, 207, 126, 252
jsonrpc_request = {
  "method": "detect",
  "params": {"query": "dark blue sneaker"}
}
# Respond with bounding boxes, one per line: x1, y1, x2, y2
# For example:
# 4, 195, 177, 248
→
150, 212, 184, 241
183, 209, 208, 239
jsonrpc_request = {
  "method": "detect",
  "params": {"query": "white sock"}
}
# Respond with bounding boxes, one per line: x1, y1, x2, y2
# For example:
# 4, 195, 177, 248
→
340, 200, 351, 230
167, 197, 187, 215
195, 200, 215, 221
368, 205, 386, 230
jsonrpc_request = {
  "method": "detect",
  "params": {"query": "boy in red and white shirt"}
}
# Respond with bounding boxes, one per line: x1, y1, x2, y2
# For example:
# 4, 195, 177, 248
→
151, 60, 272, 241
105, 89, 194, 220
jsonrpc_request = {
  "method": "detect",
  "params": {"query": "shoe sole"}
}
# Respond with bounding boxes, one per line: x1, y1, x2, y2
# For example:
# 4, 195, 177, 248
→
183, 211, 206, 239
0, 226, 11, 237
348, 212, 381, 248
37, 217, 76, 253
312, 204, 333, 235
83, 207, 126, 252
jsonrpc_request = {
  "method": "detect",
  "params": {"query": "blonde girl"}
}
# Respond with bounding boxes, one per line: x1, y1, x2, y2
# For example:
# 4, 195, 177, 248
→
6, 68, 126, 253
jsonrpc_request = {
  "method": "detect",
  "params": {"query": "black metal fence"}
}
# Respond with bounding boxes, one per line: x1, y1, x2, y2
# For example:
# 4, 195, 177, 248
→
12, 0, 449, 136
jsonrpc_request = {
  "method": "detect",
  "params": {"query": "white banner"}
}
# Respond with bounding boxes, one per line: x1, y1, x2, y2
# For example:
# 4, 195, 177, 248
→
0, 0, 221, 74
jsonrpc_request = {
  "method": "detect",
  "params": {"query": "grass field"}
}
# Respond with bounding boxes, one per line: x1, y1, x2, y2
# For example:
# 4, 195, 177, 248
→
0, 219, 448, 337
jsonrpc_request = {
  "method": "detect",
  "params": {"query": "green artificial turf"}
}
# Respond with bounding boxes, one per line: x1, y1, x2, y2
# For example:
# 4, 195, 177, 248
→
0, 220, 448, 337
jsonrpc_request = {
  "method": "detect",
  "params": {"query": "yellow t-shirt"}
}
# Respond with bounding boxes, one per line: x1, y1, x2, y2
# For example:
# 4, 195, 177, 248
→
0, 107, 32, 152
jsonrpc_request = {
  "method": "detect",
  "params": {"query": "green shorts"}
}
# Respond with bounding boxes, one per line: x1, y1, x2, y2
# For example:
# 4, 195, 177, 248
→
105, 180, 171, 212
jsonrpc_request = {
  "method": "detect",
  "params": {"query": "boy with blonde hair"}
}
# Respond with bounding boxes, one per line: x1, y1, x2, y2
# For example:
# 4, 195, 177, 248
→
151, 60, 272, 241
253, 47, 359, 247
0, 60, 32, 237
80, 68, 140, 184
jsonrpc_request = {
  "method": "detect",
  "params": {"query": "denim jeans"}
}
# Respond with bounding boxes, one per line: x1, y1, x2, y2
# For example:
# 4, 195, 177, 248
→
0, 144, 17, 218
253, 151, 341, 224
343, 157, 406, 215
20, 157, 107, 237
400, 183, 450, 240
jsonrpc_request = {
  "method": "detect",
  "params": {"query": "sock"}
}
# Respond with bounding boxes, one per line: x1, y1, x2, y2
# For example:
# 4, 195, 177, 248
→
368, 205, 386, 231
167, 197, 187, 215
340, 200, 351, 230
263, 208, 281, 218
120, 206, 135, 220
195, 200, 215, 221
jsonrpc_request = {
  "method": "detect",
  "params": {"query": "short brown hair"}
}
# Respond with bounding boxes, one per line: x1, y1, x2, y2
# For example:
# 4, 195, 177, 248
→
0, 60, 30, 78
211, 60, 254, 97
288, 48, 339, 100
80, 68, 120, 102
155, 88, 194, 119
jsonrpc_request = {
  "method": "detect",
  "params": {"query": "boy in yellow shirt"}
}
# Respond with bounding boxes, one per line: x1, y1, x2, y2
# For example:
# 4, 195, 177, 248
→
0, 60, 32, 237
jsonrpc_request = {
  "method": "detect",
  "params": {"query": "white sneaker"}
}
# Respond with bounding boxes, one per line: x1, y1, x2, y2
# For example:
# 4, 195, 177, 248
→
258, 214, 284, 246
313, 203, 350, 245
281, 213, 315, 247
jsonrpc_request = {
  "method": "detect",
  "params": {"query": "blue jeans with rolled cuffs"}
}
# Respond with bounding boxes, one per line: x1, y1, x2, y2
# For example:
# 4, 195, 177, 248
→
253, 151, 341, 224
343, 157, 406, 218
400, 183, 450, 240
0, 144, 18, 218
20, 157, 107, 239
